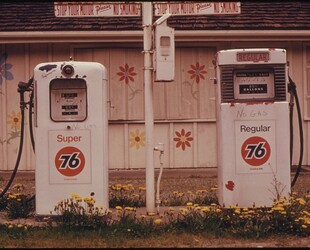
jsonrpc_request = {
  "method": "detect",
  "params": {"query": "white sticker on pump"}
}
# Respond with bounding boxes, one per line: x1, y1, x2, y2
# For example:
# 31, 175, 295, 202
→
48, 129, 91, 184
235, 120, 276, 174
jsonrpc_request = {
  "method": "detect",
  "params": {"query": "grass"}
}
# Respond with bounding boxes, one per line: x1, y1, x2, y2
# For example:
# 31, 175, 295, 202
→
1, 169, 310, 247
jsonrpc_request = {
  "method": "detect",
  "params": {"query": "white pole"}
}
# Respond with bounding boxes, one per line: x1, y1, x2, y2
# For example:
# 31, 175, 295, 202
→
142, 2, 155, 213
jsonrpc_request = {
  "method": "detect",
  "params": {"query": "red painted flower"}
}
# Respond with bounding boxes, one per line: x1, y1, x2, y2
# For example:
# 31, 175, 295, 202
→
117, 63, 137, 84
187, 62, 207, 84
174, 129, 193, 151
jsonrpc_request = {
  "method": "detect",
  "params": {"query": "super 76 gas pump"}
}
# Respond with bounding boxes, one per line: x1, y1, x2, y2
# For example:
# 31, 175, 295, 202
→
34, 61, 109, 216
215, 48, 291, 208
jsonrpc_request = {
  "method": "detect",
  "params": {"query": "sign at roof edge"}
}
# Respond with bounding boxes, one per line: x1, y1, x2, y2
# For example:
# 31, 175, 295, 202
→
54, 2, 241, 17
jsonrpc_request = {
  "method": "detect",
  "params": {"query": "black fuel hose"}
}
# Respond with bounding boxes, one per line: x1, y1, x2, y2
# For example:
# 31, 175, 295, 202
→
0, 89, 26, 198
29, 86, 35, 153
289, 76, 304, 187
0, 77, 34, 198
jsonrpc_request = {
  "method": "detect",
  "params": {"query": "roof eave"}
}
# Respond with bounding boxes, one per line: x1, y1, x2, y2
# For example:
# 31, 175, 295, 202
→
0, 30, 310, 44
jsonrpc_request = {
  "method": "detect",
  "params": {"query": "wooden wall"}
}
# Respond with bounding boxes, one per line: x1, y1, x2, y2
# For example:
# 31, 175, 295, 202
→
0, 42, 307, 170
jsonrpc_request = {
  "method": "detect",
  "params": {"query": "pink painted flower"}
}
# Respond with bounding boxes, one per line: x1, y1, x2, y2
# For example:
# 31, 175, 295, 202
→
174, 129, 193, 151
187, 62, 207, 84
117, 63, 137, 84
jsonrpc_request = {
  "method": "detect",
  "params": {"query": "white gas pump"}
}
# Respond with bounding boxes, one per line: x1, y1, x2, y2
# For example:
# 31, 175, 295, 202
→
34, 61, 109, 216
215, 48, 291, 208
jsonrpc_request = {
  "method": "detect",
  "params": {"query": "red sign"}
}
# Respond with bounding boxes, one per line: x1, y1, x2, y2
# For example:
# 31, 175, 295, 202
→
237, 52, 270, 63
55, 146, 85, 177
241, 136, 271, 166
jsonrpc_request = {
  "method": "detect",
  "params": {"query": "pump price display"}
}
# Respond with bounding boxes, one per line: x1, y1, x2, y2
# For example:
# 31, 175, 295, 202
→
234, 69, 274, 99
241, 136, 271, 166
55, 146, 85, 177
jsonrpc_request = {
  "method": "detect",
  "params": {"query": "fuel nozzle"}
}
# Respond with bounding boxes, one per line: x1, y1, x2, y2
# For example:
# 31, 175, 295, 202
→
18, 77, 34, 93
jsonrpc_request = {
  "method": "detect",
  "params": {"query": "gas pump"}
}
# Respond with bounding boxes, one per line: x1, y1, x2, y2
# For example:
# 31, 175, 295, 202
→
33, 60, 109, 216
215, 48, 292, 208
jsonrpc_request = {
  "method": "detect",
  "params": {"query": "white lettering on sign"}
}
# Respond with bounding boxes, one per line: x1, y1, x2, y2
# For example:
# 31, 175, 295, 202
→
240, 125, 271, 133
237, 52, 270, 63
57, 134, 82, 143
54, 2, 241, 17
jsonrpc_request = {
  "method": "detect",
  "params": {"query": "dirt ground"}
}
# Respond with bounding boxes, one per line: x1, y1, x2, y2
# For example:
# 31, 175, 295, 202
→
1, 168, 310, 247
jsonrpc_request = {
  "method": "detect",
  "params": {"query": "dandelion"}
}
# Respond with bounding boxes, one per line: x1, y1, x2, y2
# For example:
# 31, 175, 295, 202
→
194, 206, 201, 211
13, 183, 24, 192
303, 210, 310, 217
154, 218, 162, 225
234, 209, 241, 214
296, 198, 306, 205
201, 206, 210, 212
179, 208, 188, 215
125, 206, 135, 211
272, 206, 285, 211
115, 206, 123, 210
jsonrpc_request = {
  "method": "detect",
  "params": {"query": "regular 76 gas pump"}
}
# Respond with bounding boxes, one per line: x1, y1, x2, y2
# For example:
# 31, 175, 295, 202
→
33, 61, 109, 216
215, 48, 302, 208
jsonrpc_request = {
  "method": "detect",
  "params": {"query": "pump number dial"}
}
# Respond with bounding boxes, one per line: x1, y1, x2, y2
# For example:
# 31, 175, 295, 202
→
55, 146, 85, 176
241, 136, 271, 166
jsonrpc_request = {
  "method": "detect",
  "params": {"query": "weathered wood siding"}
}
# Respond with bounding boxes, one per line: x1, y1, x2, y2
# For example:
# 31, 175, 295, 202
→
0, 42, 307, 170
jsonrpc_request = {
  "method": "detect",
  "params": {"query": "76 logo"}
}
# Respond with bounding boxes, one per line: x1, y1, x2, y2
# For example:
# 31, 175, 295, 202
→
241, 136, 271, 166
55, 146, 85, 176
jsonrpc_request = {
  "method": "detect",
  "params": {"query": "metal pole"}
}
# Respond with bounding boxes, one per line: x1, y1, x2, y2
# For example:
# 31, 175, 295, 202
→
142, 2, 155, 213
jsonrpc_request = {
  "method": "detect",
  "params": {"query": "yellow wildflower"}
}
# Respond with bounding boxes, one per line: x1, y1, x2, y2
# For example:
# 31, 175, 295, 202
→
154, 218, 162, 225
296, 198, 306, 205
201, 206, 210, 213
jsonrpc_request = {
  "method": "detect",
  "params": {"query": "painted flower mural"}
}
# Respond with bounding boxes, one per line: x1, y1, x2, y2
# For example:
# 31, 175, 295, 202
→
187, 62, 207, 84
0, 110, 21, 144
116, 63, 141, 100
117, 63, 137, 84
174, 129, 193, 151
7, 110, 21, 130
183, 62, 208, 100
129, 129, 145, 149
0, 53, 14, 85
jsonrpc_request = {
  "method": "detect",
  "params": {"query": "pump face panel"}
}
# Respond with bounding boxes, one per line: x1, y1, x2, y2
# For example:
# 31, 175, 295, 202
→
215, 48, 291, 208
50, 78, 87, 121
